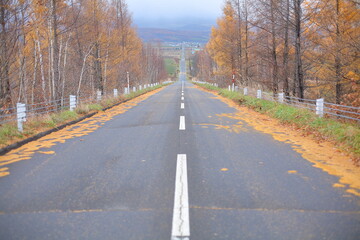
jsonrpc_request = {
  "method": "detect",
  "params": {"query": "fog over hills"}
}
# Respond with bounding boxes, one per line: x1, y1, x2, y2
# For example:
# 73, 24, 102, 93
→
133, 18, 215, 43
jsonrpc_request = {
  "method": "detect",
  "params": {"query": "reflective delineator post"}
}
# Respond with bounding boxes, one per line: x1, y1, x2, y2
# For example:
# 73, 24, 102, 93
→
278, 93, 284, 103
70, 95, 76, 111
97, 90, 102, 101
244, 87, 248, 95
17, 103, 26, 132
114, 89, 118, 97
257, 90, 262, 99
316, 98, 324, 117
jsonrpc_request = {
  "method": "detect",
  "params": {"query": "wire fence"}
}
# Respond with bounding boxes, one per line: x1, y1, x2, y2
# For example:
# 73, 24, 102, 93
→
194, 81, 360, 122
0, 82, 164, 128
0, 95, 93, 126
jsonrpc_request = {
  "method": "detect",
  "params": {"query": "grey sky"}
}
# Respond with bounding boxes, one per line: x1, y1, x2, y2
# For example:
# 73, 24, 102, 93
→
127, 0, 224, 21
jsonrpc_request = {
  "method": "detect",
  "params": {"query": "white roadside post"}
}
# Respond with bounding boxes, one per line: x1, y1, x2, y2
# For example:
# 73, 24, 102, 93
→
139, 85, 142, 91
316, 98, 324, 117
228, 85, 231, 91
114, 89, 118, 97
133, 86, 136, 92
124, 87, 128, 95
17, 103, 26, 132
69, 95, 76, 111
244, 88, 248, 95
97, 90, 102, 101
257, 90, 262, 99
278, 93, 284, 103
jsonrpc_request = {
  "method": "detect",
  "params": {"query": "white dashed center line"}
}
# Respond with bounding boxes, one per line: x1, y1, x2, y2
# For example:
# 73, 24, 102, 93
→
181, 103, 185, 109
171, 154, 190, 240
179, 116, 186, 130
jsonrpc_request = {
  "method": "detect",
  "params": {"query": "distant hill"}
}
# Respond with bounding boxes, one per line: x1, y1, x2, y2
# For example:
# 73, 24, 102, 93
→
136, 27, 211, 43
133, 18, 214, 43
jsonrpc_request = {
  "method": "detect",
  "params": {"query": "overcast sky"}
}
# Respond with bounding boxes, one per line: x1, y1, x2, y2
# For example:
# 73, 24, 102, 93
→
127, 0, 224, 23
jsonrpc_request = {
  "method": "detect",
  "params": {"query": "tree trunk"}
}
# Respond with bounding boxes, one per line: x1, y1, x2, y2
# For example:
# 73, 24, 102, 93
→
294, 0, 304, 99
36, 37, 47, 102
335, 0, 342, 104
32, 42, 38, 105
77, 45, 94, 97
0, 0, 11, 106
243, 0, 249, 86
93, 42, 103, 93
61, 34, 70, 104
283, 0, 290, 96
50, 0, 61, 105
270, 0, 279, 95
235, 0, 243, 84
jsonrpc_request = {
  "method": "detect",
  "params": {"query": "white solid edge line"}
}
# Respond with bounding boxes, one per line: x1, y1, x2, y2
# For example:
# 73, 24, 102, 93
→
181, 103, 185, 109
179, 116, 186, 130
171, 154, 190, 239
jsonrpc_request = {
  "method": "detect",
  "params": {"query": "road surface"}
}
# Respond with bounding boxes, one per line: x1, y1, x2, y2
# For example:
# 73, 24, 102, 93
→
0, 48, 359, 240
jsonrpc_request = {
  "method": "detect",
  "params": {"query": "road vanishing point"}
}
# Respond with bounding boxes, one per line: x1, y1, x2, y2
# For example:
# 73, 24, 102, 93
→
0, 47, 359, 240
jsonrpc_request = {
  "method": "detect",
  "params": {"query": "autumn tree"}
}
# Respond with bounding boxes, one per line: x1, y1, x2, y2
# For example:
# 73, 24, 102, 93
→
306, 0, 360, 104
207, 1, 238, 85
0, 0, 15, 107
0, 0, 168, 111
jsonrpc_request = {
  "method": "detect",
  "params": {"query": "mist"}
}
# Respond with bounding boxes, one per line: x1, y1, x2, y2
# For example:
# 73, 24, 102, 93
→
127, 0, 224, 28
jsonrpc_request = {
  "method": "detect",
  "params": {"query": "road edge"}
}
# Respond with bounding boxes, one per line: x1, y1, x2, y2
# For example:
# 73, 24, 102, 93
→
0, 84, 170, 156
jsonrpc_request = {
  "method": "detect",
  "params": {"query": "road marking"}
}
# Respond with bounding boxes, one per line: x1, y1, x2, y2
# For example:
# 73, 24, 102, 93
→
181, 103, 185, 109
179, 116, 186, 130
181, 96, 184, 101
182, 92, 184, 96
171, 154, 190, 240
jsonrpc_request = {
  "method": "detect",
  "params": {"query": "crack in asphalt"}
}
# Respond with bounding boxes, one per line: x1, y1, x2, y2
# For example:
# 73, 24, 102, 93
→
178, 158, 185, 236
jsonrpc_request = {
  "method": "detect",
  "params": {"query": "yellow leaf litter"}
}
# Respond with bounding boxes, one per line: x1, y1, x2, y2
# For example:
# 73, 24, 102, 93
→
0, 88, 163, 177
196, 85, 360, 197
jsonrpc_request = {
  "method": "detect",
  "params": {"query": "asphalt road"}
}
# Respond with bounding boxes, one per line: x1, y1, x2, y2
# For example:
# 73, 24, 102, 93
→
0, 52, 359, 239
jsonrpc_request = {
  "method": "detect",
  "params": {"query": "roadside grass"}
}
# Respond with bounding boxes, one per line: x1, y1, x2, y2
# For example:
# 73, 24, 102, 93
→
0, 83, 171, 149
196, 82, 360, 159
0, 124, 23, 146
164, 57, 178, 77
124, 84, 164, 100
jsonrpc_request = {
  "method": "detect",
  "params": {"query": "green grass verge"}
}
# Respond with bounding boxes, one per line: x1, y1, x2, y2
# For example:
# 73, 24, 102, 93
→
164, 57, 178, 77
0, 83, 172, 149
196, 82, 360, 158
0, 124, 23, 146
124, 83, 168, 100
